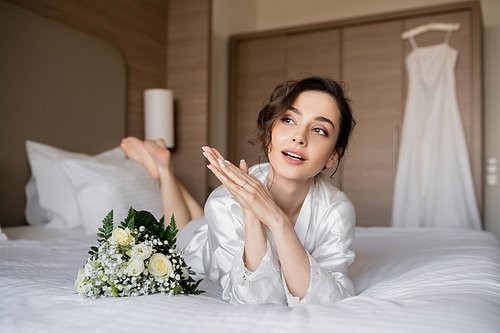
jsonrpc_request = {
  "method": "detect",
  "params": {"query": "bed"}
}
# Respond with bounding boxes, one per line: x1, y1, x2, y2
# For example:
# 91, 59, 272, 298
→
0, 142, 499, 332
1, 1, 500, 332
1, 223, 499, 332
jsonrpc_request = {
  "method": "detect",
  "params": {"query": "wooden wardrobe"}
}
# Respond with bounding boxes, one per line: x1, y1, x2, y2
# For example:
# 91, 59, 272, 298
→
228, 1, 483, 227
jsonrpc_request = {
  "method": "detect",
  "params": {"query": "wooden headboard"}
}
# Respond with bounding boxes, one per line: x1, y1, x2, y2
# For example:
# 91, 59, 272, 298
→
229, 1, 483, 227
0, 1, 126, 226
0, 0, 211, 227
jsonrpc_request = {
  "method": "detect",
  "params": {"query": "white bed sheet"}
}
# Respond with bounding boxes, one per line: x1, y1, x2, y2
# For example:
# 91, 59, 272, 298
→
1, 226, 499, 333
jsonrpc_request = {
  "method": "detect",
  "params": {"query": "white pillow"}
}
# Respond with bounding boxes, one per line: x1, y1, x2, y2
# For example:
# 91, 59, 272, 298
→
25, 141, 124, 229
61, 154, 163, 235
0, 224, 7, 241
25, 175, 52, 226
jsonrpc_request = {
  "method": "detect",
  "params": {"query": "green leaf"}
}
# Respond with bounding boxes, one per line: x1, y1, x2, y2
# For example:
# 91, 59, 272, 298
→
120, 207, 136, 229
163, 214, 178, 244
101, 210, 114, 240
134, 210, 159, 235
87, 210, 114, 262
178, 278, 204, 295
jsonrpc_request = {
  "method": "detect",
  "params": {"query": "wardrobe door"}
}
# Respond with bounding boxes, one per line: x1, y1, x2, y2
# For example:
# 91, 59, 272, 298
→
342, 21, 404, 227
286, 29, 341, 80
230, 37, 286, 166
286, 29, 343, 183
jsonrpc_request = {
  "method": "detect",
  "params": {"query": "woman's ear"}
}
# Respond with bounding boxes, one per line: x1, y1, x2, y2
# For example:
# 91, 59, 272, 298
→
325, 148, 342, 168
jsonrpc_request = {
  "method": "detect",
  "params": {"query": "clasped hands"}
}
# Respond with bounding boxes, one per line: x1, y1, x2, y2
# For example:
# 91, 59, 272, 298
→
202, 146, 287, 230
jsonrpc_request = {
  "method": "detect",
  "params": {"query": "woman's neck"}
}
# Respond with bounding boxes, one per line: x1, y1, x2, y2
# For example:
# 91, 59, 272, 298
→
267, 167, 313, 226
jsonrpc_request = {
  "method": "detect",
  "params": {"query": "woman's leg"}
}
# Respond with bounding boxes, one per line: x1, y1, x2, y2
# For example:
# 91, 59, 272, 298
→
121, 137, 203, 229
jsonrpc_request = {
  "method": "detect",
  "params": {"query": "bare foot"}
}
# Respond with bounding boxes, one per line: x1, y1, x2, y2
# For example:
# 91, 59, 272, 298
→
120, 137, 159, 179
144, 139, 172, 172
155, 138, 167, 149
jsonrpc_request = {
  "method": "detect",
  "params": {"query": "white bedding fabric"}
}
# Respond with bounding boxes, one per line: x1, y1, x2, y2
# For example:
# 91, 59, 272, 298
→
24, 141, 163, 234
1, 226, 499, 333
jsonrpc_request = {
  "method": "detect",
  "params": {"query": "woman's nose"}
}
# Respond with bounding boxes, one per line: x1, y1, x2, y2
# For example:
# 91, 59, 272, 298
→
292, 129, 307, 145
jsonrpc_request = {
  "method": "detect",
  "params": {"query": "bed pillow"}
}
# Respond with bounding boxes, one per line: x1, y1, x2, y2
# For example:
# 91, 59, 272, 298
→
0, 224, 7, 241
60, 154, 163, 235
25, 141, 124, 229
25, 175, 52, 226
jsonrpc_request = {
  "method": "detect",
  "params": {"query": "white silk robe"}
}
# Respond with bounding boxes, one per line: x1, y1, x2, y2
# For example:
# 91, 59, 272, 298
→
177, 163, 356, 306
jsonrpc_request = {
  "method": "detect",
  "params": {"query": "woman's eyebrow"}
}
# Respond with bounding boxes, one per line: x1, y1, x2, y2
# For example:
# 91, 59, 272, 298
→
315, 116, 335, 129
289, 107, 335, 129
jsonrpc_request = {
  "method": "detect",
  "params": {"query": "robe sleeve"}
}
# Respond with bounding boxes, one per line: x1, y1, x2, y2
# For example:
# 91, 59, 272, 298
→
284, 198, 356, 306
204, 188, 286, 305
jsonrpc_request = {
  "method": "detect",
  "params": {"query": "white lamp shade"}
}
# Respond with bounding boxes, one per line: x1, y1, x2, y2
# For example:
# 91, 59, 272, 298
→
144, 89, 175, 148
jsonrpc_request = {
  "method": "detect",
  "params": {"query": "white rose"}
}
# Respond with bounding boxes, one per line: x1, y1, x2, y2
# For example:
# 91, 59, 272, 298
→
84, 262, 93, 277
147, 253, 173, 278
127, 259, 144, 276
181, 267, 190, 280
111, 228, 132, 245
75, 269, 86, 293
131, 243, 152, 261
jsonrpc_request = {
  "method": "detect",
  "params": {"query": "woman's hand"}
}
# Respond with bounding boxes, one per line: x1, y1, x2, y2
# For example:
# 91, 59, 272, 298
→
203, 146, 288, 229
203, 147, 310, 295
203, 146, 268, 271
203, 146, 252, 213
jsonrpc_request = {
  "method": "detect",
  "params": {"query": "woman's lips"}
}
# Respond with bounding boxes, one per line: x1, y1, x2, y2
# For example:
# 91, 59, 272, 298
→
281, 150, 306, 165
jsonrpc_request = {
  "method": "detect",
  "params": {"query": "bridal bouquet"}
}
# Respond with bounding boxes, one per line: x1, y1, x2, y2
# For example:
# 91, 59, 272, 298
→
75, 208, 203, 300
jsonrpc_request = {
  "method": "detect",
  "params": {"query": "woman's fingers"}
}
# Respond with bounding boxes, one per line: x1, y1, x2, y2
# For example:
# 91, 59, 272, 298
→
202, 147, 226, 174
216, 159, 253, 187
239, 159, 249, 174
203, 146, 260, 192
211, 147, 225, 161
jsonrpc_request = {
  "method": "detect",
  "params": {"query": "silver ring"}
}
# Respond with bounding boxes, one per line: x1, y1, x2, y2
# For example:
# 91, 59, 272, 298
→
241, 180, 248, 188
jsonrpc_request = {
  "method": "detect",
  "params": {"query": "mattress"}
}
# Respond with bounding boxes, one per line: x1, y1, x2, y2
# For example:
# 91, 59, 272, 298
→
1, 226, 499, 332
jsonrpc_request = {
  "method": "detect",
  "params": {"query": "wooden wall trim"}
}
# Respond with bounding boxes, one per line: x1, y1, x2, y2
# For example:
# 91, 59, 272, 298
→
4, 0, 169, 139
167, 0, 211, 205
229, 1, 480, 42
471, 1, 484, 217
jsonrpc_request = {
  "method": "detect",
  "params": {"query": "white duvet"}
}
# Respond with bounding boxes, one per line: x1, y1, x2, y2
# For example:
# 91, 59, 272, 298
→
1, 227, 499, 333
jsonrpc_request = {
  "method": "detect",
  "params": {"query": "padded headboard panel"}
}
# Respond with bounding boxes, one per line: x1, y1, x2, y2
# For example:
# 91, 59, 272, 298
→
0, 1, 126, 226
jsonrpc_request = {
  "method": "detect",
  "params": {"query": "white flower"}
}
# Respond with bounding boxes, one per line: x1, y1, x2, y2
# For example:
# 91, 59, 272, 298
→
127, 259, 144, 276
84, 263, 93, 277
131, 243, 153, 261
111, 228, 133, 245
75, 269, 86, 293
147, 253, 173, 278
181, 267, 190, 280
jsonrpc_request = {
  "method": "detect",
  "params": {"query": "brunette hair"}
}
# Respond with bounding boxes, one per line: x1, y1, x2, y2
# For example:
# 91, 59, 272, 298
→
250, 76, 355, 173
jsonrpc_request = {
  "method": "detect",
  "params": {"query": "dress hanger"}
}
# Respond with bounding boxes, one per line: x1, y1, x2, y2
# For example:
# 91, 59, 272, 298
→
401, 22, 460, 40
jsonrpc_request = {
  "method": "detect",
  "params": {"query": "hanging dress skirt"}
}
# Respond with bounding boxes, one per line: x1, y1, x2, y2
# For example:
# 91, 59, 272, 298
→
391, 33, 481, 230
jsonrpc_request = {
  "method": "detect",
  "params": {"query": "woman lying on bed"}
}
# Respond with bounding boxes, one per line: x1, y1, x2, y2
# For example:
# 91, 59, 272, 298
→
121, 76, 356, 306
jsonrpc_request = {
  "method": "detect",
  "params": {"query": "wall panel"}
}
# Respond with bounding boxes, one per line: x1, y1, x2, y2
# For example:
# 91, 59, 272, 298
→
342, 21, 403, 226
286, 29, 341, 80
230, 37, 286, 167
167, 0, 211, 205
4, 0, 169, 139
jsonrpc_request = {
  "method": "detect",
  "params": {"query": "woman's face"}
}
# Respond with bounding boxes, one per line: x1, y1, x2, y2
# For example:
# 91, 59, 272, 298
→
268, 90, 341, 182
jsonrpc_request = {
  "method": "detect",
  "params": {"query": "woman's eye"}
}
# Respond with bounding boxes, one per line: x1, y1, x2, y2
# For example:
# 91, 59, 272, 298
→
282, 117, 294, 124
313, 128, 328, 136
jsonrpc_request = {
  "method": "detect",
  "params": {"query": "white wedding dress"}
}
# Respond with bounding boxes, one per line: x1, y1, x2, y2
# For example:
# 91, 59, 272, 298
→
391, 33, 481, 230
177, 163, 356, 306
